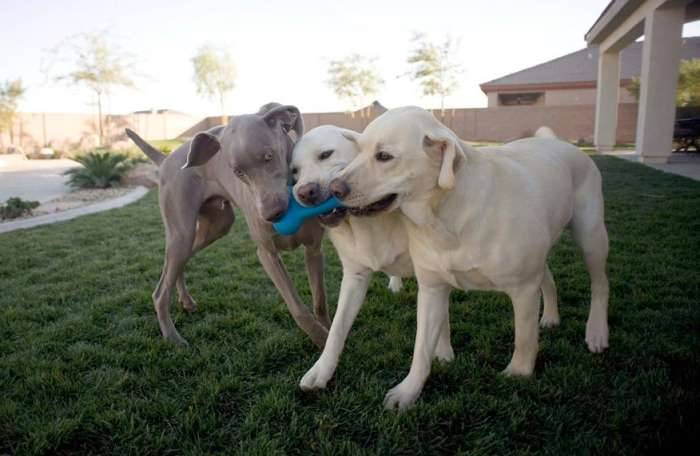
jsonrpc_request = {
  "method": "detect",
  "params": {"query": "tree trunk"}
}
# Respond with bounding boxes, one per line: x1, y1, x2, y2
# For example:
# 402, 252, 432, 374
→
97, 91, 103, 147
219, 93, 227, 125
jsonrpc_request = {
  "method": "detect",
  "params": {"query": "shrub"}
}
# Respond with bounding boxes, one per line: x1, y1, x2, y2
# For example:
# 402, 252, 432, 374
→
0, 197, 40, 220
64, 150, 134, 189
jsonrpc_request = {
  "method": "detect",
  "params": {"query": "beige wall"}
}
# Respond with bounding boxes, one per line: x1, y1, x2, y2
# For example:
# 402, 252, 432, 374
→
0, 111, 200, 153
2, 103, 638, 153
302, 104, 638, 143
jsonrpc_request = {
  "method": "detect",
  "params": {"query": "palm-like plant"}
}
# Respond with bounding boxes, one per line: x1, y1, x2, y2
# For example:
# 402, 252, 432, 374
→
64, 151, 133, 189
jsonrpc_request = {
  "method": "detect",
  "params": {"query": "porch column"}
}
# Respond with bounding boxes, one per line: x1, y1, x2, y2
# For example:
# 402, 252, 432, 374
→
594, 50, 621, 152
636, 4, 685, 164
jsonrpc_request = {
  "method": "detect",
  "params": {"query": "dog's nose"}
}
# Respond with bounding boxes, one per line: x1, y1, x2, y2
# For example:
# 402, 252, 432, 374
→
329, 179, 350, 200
296, 182, 320, 205
264, 206, 286, 223
263, 198, 288, 222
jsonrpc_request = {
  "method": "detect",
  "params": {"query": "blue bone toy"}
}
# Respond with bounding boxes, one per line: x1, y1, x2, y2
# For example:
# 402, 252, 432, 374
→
273, 186, 343, 235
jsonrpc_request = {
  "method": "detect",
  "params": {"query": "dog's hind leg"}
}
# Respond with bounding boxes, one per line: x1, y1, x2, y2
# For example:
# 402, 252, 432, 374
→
153, 191, 200, 346
153, 230, 195, 346
539, 264, 560, 328
503, 283, 541, 377
387, 276, 403, 293
176, 198, 235, 312
571, 171, 609, 353
305, 244, 330, 329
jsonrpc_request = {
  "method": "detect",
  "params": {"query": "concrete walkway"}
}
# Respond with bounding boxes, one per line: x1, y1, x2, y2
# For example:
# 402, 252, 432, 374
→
0, 157, 79, 203
0, 186, 149, 234
605, 151, 700, 181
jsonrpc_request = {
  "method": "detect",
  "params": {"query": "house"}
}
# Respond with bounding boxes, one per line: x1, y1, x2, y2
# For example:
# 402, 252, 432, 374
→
480, 36, 700, 108
587, 0, 700, 164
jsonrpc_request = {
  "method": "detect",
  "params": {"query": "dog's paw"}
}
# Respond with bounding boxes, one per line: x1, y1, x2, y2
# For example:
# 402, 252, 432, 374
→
387, 276, 403, 294
164, 331, 189, 347
383, 381, 421, 411
434, 342, 455, 363
179, 296, 198, 312
299, 361, 332, 391
585, 319, 609, 353
501, 361, 534, 378
539, 314, 560, 329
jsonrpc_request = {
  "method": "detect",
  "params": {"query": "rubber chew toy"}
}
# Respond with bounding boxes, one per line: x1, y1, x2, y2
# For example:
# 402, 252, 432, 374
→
273, 187, 343, 235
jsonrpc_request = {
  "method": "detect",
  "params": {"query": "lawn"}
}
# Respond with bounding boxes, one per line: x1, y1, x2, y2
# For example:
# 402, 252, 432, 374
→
1, 156, 699, 455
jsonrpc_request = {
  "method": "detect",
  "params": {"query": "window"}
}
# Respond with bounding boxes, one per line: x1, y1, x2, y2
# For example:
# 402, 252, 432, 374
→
498, 92, 544, 106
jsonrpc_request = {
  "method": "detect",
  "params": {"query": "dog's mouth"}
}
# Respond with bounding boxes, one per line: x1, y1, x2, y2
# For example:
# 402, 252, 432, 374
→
317, 194, 398, 227
318, 206, 348, 227
348, 193, 398, 217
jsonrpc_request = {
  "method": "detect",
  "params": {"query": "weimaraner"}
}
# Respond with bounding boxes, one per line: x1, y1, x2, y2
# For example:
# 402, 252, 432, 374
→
125, 103, 330, 348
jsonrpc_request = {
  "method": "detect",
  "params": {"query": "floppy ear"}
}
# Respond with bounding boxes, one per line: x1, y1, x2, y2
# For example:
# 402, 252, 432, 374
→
341, 129, 360, 144
422, 130, 464, 190
182, 131, 221, 169
262, 104, 304, 139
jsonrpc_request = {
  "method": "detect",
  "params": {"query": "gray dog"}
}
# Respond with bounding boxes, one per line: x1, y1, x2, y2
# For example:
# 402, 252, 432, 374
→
125, 103, 330, 348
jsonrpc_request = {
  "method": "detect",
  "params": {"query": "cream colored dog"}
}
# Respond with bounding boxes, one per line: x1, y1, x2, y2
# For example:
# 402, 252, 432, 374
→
291, 125, 454, 391
293, 124, 560, 393
330, 107, 610, 410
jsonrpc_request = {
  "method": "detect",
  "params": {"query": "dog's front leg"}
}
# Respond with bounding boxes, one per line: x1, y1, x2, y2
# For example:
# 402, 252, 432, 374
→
256, 247, 329, 349
384, 281, 451, 411
304, 245, 331, 329
300, 264, 371, 391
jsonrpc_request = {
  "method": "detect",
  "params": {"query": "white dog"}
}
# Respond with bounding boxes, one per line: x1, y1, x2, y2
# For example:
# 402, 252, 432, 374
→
293, 124, 559, 393
291, 125, 455, 391
330, 107, 610, 410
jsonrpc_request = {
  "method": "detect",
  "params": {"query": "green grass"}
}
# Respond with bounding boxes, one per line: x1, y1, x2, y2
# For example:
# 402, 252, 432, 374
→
1, 156, 699, 454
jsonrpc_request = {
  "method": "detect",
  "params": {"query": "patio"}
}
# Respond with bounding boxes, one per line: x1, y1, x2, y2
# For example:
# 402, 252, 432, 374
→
608, 151, 700, 180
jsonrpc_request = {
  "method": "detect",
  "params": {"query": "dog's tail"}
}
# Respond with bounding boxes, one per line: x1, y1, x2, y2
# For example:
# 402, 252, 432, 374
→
534, 126, 558, 139
125, 128, 166, 166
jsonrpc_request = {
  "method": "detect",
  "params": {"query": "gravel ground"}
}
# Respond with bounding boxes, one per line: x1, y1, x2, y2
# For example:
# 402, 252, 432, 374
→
1, 187, 136, 222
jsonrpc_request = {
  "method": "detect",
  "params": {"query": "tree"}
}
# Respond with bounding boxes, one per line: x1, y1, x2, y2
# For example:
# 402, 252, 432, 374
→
406, 33, 463, 113
191, 45, 237, 122
46, 32, 135, 146
627, 59, 700, 107
326, 54, 383, 113
0, 79, 25, 145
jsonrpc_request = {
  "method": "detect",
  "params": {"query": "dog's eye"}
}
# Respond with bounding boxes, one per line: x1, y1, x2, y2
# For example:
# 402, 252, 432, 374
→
263, 152, 273, 162
291, 167, 298, 175
318, 149, 334, 161
375, 151, 394, 162
234, 168, 245, 178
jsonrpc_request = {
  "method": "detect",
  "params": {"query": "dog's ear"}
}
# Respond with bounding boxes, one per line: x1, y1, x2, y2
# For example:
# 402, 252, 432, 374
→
341, 129, 360, 144
182, 131, 221, 169
422, 129, 464, 190
262, 105, 304, 140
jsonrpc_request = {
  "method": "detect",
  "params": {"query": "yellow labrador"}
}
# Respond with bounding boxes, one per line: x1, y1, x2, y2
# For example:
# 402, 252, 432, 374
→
291, 126, 454, 392
330, 107, 610, 410
293, 124, 559, 393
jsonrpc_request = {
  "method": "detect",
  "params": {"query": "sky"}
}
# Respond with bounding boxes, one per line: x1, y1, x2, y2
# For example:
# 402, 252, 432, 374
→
3, 0, 700, 116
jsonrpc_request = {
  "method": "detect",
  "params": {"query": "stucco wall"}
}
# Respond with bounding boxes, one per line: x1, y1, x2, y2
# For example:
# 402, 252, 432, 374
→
302, 104, 638, 144
487, 86, 638, 108
2, 103, 639, 153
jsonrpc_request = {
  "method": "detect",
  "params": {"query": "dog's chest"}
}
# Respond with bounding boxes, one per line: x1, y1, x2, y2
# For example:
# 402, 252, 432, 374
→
330, 218, 412, 276
408, 226, 496, 291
